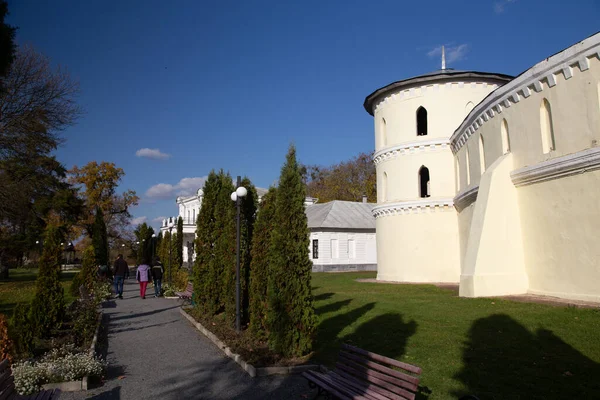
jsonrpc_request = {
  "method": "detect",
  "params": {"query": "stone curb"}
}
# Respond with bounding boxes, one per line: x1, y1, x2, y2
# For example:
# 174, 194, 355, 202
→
42, 309, 103, 392
179, 307, 320, 378
164, 296, 179, 299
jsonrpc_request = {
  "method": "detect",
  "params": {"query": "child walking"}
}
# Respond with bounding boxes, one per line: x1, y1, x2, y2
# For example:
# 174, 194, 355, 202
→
136, 259, 152, 299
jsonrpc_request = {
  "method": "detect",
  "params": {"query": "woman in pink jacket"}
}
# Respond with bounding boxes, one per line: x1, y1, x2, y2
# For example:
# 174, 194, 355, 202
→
136, 259, 152, 299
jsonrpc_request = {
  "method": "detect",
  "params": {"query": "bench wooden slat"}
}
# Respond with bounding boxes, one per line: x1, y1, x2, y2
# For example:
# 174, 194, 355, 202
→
336, 362, 417, 400
0, 377, 14, 400
340, 350, 420, 386
342, 344, 422, 375
328, 371, 394, 400
0, 370, 12, 392
339, 354, 419, 392
0, 360, 8, 374
305, 370, 371, 400
303, 371, 354, 400
333, 369, 412, 400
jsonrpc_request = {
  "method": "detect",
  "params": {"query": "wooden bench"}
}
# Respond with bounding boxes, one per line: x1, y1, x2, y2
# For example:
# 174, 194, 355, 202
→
303, 344, 422, 400
0, 359, 61, 400
175, 282, 193, 301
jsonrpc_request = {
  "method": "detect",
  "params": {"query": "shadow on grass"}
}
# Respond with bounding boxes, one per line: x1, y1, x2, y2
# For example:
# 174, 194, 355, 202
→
315, 299, 352, 315
313, 292, 334, 302
454, 314, 600, 400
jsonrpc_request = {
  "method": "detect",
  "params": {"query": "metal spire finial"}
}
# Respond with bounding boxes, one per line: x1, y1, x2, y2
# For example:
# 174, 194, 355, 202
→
442, 45, 446, 70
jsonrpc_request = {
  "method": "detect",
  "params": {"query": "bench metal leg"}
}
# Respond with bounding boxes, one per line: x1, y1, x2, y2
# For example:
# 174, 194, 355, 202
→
307, 380, 330, 399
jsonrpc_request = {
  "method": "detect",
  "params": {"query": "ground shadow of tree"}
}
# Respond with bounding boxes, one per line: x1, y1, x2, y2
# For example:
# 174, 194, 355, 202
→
454, 313, 600, 400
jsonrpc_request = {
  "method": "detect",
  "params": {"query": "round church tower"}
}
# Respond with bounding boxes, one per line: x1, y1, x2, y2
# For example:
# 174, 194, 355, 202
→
364, 69, 512, 283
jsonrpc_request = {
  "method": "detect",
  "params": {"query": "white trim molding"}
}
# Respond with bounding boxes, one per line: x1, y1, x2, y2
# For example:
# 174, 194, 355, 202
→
372, 198, 455, 218
373, 139, 450, 165
510, 147, 600, 187
450, 32, 600, 154
453, 185, 479, 212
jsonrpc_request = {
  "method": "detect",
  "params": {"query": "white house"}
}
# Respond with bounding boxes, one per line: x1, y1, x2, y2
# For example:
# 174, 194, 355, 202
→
306, 200, 377, 272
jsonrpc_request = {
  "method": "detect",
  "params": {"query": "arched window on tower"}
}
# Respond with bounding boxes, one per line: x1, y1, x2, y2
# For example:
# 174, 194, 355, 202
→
382, 172, 388, 202
501, 119, 510, 154
466, 147, 471, 186
417, 107, 428, 136
380, 118, 387, 147
479, 134, 486, 174
418, 166, 430, 198
540, 98, 555, 153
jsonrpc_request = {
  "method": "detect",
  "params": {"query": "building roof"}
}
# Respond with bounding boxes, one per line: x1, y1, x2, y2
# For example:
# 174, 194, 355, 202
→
306, 201, 375, 230
363, 69, 514, 115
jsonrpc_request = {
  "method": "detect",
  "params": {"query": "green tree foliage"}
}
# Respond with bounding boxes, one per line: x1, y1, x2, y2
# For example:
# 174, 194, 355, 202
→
267, 145, 316, 357
92, 207, 108, 267
249, 187, 277, 339
133, 222, 155, 264
159, 230, 171, 273
70, 245, 96, 296
176, 216, 183, 269
0, 46, 82, 276
11, 303, 34, 357
215, 172, 236, 321
301, 152, 376, 203
193, 171, 220, 314
30, 224, 65, 338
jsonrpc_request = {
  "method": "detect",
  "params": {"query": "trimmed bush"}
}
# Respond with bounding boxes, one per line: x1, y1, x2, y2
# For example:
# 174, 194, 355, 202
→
11, 303, 34, 357
266, 145, 316, 357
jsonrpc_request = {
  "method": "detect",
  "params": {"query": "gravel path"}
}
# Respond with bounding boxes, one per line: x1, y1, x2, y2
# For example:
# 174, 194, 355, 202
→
60, 279, 314, 399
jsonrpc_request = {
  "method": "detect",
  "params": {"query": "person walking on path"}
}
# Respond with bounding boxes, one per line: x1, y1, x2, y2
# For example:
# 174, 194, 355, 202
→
151, 258, 164, 298
113, 254, 129, 299
136, 259, 152, 299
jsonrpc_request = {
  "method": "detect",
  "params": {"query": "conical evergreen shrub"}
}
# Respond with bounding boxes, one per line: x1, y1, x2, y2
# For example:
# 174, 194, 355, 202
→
249, 187, 277, 339
30, 224, 65, 338
194, 171, 221, 314
176, 216, 184, 269
92, 207, 108, 267
214, 171, 236, 321
267, 145, 316, 357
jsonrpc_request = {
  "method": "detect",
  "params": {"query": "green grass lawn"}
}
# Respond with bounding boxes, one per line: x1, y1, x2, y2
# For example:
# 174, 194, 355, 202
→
311, 272, 600, 400
0, 268, 78, 318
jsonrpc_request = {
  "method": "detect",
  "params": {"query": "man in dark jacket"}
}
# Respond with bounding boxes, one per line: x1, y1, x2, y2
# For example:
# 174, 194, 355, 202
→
151, 258, 164, 298
113, 254, 129, 299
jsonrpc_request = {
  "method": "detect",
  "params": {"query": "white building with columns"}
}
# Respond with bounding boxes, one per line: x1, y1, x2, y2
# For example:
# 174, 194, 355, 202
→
364, 32, 600, 302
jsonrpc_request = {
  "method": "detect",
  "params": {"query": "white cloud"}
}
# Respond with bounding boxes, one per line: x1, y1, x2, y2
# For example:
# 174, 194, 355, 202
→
145, 176, 208, 199
494, 0, 517, 14
152, 216, 167, 223
131, 216, 147, 226
135, 148, 171, 160
427, 44, 469, 65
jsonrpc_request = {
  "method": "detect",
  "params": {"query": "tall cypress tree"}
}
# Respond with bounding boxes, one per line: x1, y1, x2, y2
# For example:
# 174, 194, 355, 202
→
30, 224, 65, 337
92, 207, 108, 266
267, 145, 316, 357
249, 187, 277, 338
176, 216, 183, 269
194, 171, 221, 313
215, 171, 236, 321
239, 177, 257, 325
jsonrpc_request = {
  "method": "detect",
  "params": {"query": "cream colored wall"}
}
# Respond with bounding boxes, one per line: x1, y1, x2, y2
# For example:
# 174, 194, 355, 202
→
457, 203, 474, 266
517, 171, 600, 302
374, 81, 499, 152
376, 211, 460, 282
453, 37, 600, 301
372, 78, 501, 284
377, 150, 455, 202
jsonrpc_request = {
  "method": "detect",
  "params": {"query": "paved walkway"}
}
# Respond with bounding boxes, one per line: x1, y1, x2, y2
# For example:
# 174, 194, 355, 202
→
61, 279, 313, 400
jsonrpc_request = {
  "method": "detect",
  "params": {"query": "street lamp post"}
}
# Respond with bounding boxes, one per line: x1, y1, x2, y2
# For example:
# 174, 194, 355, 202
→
151, 233, 156, 262
230, 176, 247, 333
168, 218, 174, 286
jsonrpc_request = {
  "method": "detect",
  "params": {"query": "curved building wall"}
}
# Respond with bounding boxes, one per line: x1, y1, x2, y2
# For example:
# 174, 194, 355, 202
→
370, 76, 504, 283
452, 33, 600, 300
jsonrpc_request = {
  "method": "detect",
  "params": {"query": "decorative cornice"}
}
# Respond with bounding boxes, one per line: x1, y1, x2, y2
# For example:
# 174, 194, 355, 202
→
453, 185, 479, 212
372, 198, 455, 218
373, 139, 450, 165
372, 81, 503, 114
510, 147, 600, 187
450, 33, 600, 154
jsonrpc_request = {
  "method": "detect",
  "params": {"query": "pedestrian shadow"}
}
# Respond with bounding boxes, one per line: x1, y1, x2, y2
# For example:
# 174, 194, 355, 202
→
152, 356, 315, 399
454, 313, 600, 399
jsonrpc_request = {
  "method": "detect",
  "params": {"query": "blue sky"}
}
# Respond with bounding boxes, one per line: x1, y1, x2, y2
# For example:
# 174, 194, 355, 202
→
7, 0, 599, 231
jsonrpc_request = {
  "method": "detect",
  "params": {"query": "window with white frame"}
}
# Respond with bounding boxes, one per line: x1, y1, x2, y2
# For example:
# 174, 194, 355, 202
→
331, 239, 339, 259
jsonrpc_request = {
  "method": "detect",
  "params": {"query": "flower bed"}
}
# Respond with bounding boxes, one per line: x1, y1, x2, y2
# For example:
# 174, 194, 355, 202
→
13, 344, 105, 395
